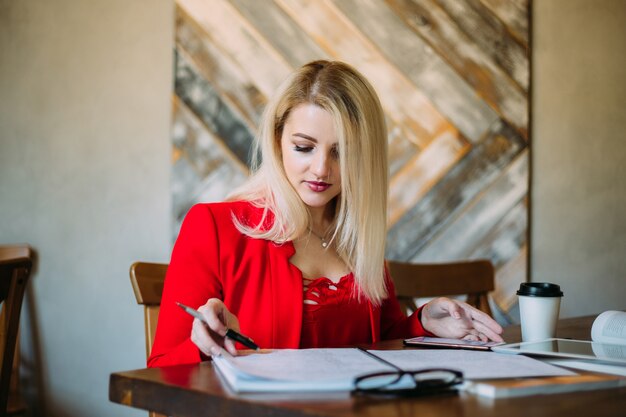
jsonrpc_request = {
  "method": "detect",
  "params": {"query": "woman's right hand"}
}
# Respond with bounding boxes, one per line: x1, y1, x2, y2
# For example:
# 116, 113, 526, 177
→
190, 298, 240, 356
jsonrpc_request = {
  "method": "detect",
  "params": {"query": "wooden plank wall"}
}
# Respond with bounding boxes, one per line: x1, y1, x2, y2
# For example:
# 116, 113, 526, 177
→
171, 0, 529, 317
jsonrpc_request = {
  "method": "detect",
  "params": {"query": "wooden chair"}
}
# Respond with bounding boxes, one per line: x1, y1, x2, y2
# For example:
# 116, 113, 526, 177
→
0, 245, 33, 416
386, 259, 494, 316
129, 262, 168, 417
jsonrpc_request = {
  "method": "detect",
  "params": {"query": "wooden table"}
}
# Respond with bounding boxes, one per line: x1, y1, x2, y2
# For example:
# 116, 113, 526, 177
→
109, 316, 626, 417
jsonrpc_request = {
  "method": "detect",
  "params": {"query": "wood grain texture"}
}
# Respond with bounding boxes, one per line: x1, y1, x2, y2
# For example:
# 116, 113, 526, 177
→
176, 5, 267, 128
494, 244, 527, 311
333, 0, 499, 143
276, 0, 451, 149
387, 123, 419, 177
228, 0, 328, 68
388, 259, 494, 315
388, 128, 470, 226
435, 0, 529, 91
465, 198, 528, 310
479, 0, 529, 45
174, 49, 254, 166
178, 0, 292, 98
171, 94, 248, 232
386, 120, 526, 261
412, 150, 528, 262
465, 197, 528, 269
385, 0, 528, 138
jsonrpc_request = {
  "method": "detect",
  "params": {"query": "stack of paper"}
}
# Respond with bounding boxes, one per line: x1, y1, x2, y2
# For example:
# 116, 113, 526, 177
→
212, 348, 574, 394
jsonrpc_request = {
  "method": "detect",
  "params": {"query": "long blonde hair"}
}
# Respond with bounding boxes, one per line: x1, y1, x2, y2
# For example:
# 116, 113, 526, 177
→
229, 60, 389, 304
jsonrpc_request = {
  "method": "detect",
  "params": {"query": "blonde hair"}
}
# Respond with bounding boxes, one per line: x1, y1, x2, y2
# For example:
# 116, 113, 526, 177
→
229, 60, 389, 304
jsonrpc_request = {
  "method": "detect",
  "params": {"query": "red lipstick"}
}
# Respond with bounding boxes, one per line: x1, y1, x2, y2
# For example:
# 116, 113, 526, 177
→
305, 181, 331, 192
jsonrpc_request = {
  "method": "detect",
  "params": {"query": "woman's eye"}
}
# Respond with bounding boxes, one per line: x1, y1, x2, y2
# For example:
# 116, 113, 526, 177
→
294, 145, 313, 153
331, 148, 339, 159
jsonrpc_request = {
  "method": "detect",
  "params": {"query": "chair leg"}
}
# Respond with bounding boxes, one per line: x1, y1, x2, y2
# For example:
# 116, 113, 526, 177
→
7, 335, 26, 415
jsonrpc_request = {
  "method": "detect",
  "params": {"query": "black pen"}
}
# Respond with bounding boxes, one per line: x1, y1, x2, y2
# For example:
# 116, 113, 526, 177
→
176, 302, 259, 350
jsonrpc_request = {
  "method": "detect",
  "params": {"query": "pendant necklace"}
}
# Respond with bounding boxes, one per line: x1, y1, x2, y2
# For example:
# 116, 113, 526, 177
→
308, 227, 331, 248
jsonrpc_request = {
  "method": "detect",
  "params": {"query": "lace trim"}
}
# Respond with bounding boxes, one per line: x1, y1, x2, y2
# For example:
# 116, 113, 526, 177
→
302, 275, 351, 306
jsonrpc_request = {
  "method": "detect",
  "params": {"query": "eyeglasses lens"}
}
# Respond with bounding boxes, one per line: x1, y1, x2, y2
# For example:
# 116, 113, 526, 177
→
355, 370, 461, 392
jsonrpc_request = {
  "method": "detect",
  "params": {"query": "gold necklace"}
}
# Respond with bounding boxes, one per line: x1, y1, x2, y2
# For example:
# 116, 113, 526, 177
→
307, 227, 331, 248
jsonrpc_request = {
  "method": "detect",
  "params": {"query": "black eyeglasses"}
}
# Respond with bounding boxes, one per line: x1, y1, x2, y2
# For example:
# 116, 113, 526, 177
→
352, 348, 463, 396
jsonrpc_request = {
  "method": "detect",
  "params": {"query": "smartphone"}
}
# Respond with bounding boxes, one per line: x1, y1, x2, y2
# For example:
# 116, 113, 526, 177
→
403, 336, 505, 351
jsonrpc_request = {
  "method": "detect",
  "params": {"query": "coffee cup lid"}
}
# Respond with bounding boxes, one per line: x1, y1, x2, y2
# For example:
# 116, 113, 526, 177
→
517, 282, 563, 297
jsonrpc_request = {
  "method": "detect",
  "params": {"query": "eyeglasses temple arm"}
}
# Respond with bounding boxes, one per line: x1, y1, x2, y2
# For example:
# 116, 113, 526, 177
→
356, 347, 404, 372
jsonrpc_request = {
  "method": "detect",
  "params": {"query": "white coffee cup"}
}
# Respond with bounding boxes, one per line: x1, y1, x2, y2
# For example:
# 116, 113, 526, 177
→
517, 282, 564, 342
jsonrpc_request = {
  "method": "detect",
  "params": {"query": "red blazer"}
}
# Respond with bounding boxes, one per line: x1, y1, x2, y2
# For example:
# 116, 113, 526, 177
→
148, 201, 429, 367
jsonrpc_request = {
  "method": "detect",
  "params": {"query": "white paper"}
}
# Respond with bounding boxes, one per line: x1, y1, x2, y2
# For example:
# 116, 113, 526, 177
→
213, 347, 574, 392
371, 349, 574, 380
218, 348, 389, 382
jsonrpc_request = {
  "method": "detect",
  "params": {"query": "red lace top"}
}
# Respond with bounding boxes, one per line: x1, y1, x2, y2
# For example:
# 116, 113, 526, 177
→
300, 274, 372, 348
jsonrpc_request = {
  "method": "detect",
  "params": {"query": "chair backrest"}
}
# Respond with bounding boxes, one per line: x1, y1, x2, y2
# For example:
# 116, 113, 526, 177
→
129, 262, 168, 417
0, 245, 33, 415
386, 259, 494, 316
129, 262, 168, 358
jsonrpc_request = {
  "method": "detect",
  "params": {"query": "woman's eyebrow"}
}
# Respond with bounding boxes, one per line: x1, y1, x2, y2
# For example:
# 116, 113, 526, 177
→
292, 132, 318, 142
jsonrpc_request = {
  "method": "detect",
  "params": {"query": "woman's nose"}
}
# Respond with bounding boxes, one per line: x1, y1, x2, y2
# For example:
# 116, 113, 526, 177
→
311, 152, 331, 178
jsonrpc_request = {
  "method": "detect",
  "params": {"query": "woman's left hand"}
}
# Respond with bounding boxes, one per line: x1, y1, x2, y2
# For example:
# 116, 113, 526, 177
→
421, 297, 504, 342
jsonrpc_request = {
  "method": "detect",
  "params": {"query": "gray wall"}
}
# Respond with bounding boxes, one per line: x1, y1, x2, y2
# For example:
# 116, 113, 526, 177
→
0, 0, 624, 416
531, 0, 626, 318
0, 1, 172, 416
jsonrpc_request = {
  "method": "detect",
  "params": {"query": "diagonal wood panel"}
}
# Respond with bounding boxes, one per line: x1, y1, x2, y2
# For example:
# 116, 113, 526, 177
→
385, 0, 528, 138
171, 0, 530, 318
275, 0, 457, 149
412, 150, 528, 262
171, 94, 249, 235
435, 0, 529, 92
386, 121, 526, 259
176, 5, 267, 128
178, 0, 293, 97
332, 0, 499, 143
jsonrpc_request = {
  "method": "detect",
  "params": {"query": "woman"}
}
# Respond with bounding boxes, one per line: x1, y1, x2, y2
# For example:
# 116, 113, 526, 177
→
148, 60, 502, 367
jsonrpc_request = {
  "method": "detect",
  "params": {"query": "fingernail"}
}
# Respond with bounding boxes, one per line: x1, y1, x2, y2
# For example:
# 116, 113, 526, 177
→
210, 346, 222, 357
